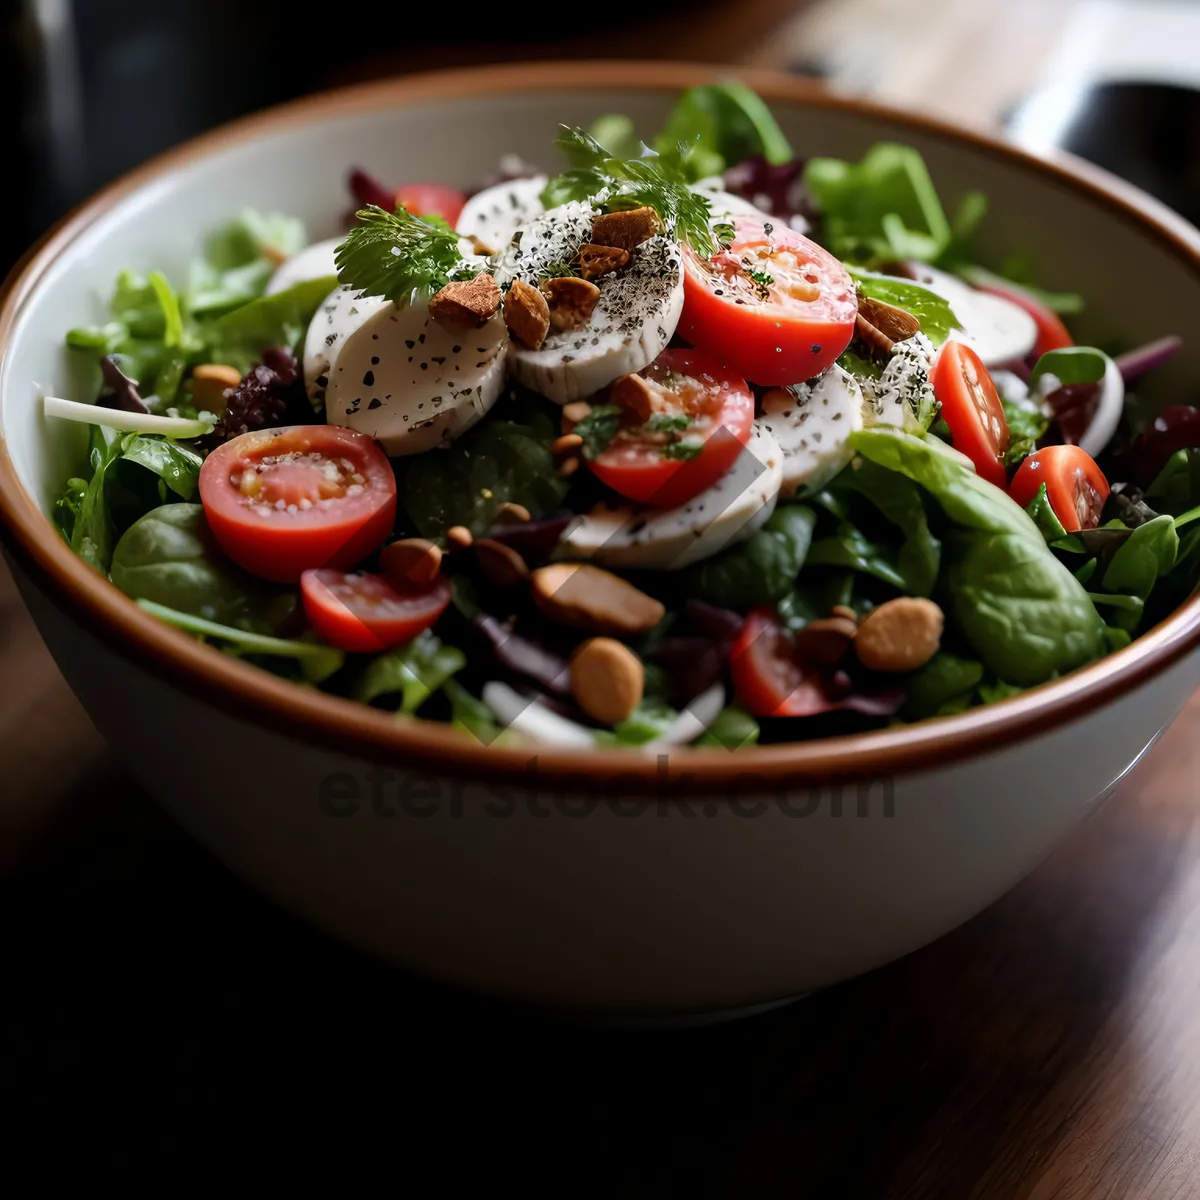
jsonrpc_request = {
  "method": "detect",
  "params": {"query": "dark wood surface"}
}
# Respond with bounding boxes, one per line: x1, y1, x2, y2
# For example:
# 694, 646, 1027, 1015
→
3, 544, 1199, 1193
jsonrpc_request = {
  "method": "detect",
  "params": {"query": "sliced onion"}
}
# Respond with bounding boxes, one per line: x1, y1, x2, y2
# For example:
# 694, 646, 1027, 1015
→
482, 682, 594, 748
44, 395, 213, 439
1114, 336, 1183, 385
641, 684, 726, 751
1076, 355, 1125, 459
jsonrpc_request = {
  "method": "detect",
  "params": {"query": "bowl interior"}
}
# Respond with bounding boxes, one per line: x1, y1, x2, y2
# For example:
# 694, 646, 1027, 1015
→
4, 70, 1200, 517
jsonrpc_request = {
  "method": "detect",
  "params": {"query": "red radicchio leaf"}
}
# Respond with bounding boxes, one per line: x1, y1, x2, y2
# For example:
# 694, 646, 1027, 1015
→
98, 355, 149, 414
1121, 405, 1200, 488
348, 168, 395, 212
1044, 381, 1100, 446
652, 637, 728, 706
682, 598, 743, 642
482, 516, 572, 565
722, 156, 816, 228
474, 614, 572, 697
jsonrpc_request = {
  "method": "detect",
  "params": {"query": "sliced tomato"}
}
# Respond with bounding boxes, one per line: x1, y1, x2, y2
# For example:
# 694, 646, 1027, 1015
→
585, 349, 754, 509
394, 184, 466, 227
301, 569, 451, 654
1009, 445, 1110, 532
730, 608, 838, 718
931, 342, 1010, 488
975, 279, 1073, 359
679, 217, 858, 385
199, 425, 396, 583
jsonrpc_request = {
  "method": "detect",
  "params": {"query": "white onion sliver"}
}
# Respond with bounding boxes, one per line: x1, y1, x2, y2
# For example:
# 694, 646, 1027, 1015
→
481, 682, 595, 748
1077, 356, 1125, 460
44, 395, 213, 439
641, 684, 727, 752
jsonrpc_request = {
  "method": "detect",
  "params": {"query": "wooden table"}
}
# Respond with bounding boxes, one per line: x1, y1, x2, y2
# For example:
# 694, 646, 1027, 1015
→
5, 0, 1200, 1190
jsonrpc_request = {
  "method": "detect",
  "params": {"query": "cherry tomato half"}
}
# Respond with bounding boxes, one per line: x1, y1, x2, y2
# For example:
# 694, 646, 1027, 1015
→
301, 569, 451, 654
679, 217, 858, 385
1009, 445, 1110, 532
586, 349, 755, 509
730, 608, 839, 718
931, 342, 1010, 488
394, 184, 466, 227
975, 279, 1074, 359
199, 425, 396, 583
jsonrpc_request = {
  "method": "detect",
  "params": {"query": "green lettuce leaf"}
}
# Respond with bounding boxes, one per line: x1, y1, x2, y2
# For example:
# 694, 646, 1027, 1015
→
352, 631, 467, 714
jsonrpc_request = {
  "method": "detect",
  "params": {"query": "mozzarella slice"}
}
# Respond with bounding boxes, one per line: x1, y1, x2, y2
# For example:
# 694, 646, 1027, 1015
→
325, 294, 508, 455
758, 365, 864, 495
456, 177, 547, 253
267, 236, 342, 295
861, 334, 937, 433
496, 202, 685, 404
563, 423, 783, 571
303, 285, 390, 413
693, 185, 770, 223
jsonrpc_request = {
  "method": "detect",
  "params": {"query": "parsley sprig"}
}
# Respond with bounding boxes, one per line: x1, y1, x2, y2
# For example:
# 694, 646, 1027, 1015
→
334, 206, 468, 304
541, 127, 718, 256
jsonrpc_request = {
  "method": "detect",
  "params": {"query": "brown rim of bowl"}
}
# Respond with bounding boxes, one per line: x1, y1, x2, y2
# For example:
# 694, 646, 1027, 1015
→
2, 59, 1199, 795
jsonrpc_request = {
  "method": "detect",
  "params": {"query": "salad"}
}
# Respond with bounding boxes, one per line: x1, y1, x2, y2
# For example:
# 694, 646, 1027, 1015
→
44, 84, 1200, 750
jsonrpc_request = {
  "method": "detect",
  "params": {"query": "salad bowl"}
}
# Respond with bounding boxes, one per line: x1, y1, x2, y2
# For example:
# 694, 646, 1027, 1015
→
2, 61, 1199, 1016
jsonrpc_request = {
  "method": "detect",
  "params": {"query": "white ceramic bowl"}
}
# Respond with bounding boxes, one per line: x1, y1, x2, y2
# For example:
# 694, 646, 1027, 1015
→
3, 63, 1199, 1018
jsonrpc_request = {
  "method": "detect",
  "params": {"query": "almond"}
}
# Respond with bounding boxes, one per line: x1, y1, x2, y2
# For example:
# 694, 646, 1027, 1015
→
562, 401, 593, 426
542, 276, 601, 333
551, 433, 583, 455
609, 373, 659, 423
530, 563, 664, 636
191, 363, 242, 412
570, 638, 644, 725
429, 273, 502, 328
474, 538, 529, 588
495, 501, 532, 525
855, 296, 922, 362
504, 278, 550, 349
855, 597, 943, 673
576, 243, 630, 280
445, 525, 474, 550
591, 206, 660, 251
379, 537, 442, 588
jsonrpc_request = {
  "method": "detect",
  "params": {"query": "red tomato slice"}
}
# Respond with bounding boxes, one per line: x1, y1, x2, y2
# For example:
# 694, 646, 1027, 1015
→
679, 217, 858, 385
730, 608, 837, 718
199, 425, 396, 583
975, 279, 1073, 359
1008, 445, 1110, 532
586, 349, 755, 509
395, 184, 466, 227
931, 342, 1010, 488
301, 569, 451, 654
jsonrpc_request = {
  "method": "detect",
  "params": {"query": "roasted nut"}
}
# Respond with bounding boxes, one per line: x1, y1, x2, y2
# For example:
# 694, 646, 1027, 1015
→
552, 433, 584, 455
792, 616, 858, 666
446, 525, 474, 550
562, 401, 593, 426
542, 276, 601, 333
558, 456, 581, 478
609, 373, 660, 422
379, 537, 442, 588
760, 387, 796, 416
570, 638, 644, 725
855, 296, 922, 361
469, 235, 497, 257
504, 278, 550, 349
475, 537, 529, 588
495, 502, 532, 525
531, 563, 665, 636
830, 605, 859, 624
576, 243, 630, 280
590, 206, 661, 251
191, 363, 242, 411
429, 273, 502, 328
855, 597, 944, 673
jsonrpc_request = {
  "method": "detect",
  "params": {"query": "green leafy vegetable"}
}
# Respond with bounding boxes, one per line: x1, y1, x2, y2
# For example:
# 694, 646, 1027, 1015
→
1003, 399, 1050, 467
574, 404, 623, 460
806, 523, 908, 589
352, 630, 466, 714
208, 275, 337, 369
111, 504, 296, 633
70, 426, 124, 571
119, 434, 202, 499
903, 652, 985, 720
661, 440, 703, 462
850, 428, 1105, 685
138, 600, 342, 683
541, 127, 717, 255
444, 680, 504, 744
1028, 346, 1108, 389
961, 261, 1085, 316
1023, 483, 1068, 544
148, 271, 184, 348
695, 705, 761, 749
595, 701, 679, 746
652, 82, 793, 180
849, 270, 959, 346
1095, 514, 1179, 630
53, 477, 89, 543
187, 210, 304, 314
335, 205, 467, 304
679, 505, 816, 609
803, 143, 954, 263
587, 113, 642, 160
644, 413, 690, 434
400, 399, 571, 538
977, 680, 1024, 705
1146, 450, 1200, 517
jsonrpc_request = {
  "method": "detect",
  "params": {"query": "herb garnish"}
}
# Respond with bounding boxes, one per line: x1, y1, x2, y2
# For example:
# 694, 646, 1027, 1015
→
335, 205, 469, 304
573, 404, 623, 459
541, 127, 718, 256
745, 267, 775, 299
644, 413, 690, 434
662, 440, 704, 461
713, 221, 736, 248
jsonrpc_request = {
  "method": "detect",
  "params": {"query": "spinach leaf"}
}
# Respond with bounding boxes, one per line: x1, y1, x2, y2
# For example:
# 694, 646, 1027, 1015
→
1095, 514, 1179, 630
444, 680, 504, 744
187, 211, 304, 315
848, 270, 959, 345
1024, 483, 1067, 544
138, 600, 343, 683
120, 434, 202, 499
695, 705, 761, 749
53, 477, 89, 543
653, 82, 793, 180
1028, 346, 1107, 389
977, 680, 1024, 705
903, 651, 985, 720
574, 404, 622, 460
678, 505, 816, 610
850, 428, 1104, 684
587, 114, 642, 161
596, 701, 679, 746
806, 524, 907, 589
111, 505, 296, 633
70, 426, 125, 571
1004, 401, 1050, 467
400, 407, 571, 539
1145, 449, 1200, 517
207, 275, 336, 369
803, 143, 954, 263
352, 630, 467, 714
